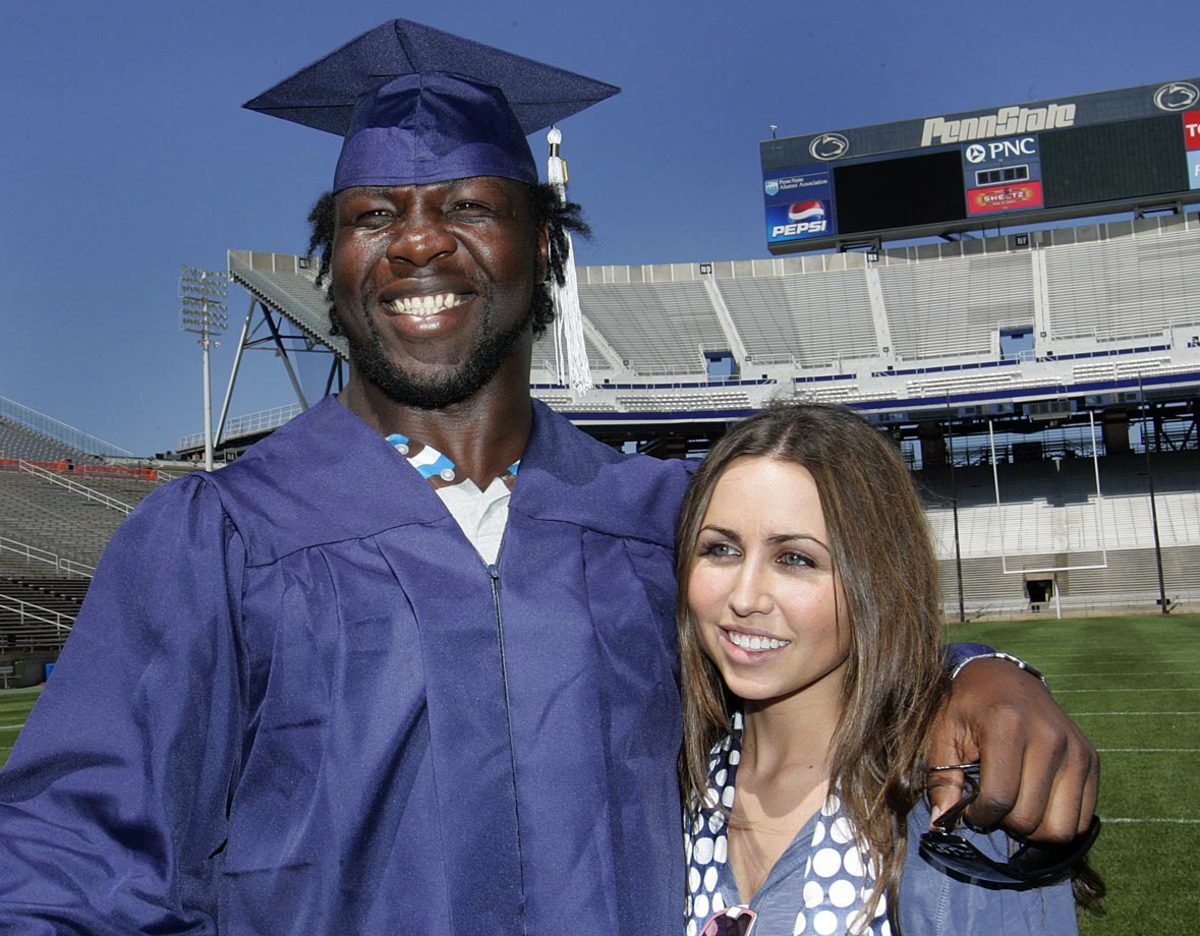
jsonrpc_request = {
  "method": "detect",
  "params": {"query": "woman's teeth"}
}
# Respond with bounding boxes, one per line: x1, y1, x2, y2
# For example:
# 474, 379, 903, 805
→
728, 631, 790, 651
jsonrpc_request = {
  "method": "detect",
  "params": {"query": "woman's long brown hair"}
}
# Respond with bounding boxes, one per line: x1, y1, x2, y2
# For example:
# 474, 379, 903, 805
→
677, 403, 947, 930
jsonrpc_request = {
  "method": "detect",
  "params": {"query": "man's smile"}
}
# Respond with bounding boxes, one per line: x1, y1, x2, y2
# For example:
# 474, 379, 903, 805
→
384, 293, 473, 317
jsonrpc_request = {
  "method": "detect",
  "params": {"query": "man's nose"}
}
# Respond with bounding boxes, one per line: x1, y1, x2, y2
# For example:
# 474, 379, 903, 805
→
385, 210, 456, 267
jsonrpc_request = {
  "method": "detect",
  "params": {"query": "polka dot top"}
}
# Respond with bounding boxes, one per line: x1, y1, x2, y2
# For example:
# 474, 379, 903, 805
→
684, 713, 889, 936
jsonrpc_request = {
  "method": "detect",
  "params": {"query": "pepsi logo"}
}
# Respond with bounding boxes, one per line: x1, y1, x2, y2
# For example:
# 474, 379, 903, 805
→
788, 201, 826, 222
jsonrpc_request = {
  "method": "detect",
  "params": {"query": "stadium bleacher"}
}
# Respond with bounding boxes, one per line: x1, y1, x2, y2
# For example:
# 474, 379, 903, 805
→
3, 211, 1196, 652
0, 417, 165, 660
0, 417, 94, 464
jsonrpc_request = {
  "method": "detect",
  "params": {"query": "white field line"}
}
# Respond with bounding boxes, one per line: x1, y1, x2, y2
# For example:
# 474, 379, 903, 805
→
1023, 654, 1195, 663
1104, 818, 1200, 824
1071, 711, 1200, 716
1054, 688, 1200, 693
1095, 748, 1200, 753
0, 723, 26, 730
1049, 671, 1200, 677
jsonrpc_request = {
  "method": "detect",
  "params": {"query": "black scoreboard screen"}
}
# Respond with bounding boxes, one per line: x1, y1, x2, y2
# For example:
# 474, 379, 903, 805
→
834, 151, 966, 234
761, 78, 1200, 253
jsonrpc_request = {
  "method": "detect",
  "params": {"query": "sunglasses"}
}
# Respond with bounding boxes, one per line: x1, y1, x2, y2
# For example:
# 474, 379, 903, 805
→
699, 906, 757, 936
919, 762, 1101, 885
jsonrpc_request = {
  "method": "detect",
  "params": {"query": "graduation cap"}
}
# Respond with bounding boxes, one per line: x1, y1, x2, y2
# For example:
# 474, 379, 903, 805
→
243, 18, 620, 193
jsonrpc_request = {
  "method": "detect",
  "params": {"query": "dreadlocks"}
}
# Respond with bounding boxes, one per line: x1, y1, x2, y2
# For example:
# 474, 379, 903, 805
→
306, 183, 589, 339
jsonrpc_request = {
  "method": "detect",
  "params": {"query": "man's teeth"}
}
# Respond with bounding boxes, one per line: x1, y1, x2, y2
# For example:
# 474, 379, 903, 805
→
387, 294, 468, 316
728, 631, 790, 651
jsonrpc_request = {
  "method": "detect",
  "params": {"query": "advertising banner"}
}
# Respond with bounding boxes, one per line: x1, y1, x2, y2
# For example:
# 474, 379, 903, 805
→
962, 135, 1044, 217
762, 166, 835, 245
1184, 110, 1200, 150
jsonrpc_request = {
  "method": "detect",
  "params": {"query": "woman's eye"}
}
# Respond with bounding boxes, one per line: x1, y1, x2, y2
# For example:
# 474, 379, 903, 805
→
698, 542, 737, 558
779, 551, 815, 568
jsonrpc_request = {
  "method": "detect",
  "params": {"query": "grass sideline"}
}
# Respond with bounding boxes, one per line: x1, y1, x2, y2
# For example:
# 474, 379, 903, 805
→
947, 612, 1200, 935
0, 613, 1196, 931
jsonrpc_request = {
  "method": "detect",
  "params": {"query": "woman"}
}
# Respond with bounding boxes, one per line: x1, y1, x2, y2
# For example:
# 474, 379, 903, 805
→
678, 404, 1099, 936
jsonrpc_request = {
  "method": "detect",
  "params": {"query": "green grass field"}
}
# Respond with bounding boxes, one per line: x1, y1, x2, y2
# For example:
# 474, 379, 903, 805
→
947, 613, 1200, 934
1, 614, 1196, 931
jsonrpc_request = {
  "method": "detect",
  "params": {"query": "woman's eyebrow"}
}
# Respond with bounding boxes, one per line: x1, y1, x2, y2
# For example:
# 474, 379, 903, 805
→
766, 533, 830, 551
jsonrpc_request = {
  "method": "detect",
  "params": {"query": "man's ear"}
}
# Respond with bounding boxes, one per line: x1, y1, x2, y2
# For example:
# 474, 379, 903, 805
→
536, 221, 551, 284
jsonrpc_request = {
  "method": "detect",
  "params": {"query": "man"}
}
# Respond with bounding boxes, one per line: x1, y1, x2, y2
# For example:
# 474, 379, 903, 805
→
0, 20, 1096, 935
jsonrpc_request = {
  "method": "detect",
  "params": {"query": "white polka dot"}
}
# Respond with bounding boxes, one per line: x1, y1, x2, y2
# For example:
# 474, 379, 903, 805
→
803, 880, 825, 908
694, 836, 714, 864
814, 909, 839, 935
704, 790, 720, 810
721, 786, 736, 808
868, 854, 883, 880
880, 919, 892, 936
713, 891, 726, 911
843, 846, 865, 877
830, 816, 854, 844
714, 836, 728, 863
729, 748, 741, 765
793, 910, 807, 934
687, 920, 696, 936
877, 891, 888, 915
812, 847, 843, 878
821, 794, 841, 816
714, 768, 727, 786
703, 865, 718, 892
846, 909, 867, 934
708, 812, 724, 834
810, 819, 826, 846
694, 893, 709, 921
828, 878, 857, 908
689, 866, 700, 891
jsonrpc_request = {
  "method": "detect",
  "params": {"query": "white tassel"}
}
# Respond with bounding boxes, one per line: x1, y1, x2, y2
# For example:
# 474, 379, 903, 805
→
547, 126, 592, 394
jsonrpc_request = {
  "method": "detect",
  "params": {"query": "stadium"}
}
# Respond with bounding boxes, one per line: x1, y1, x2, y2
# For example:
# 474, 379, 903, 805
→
2, 72, 1198, 931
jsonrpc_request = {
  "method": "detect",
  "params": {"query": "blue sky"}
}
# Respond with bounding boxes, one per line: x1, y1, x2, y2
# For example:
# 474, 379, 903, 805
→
2, 0, 1195, 455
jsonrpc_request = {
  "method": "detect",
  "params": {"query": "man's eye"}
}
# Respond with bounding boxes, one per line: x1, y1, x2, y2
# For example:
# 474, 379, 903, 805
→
447, 200, 494, 217
355, 209, 395, 226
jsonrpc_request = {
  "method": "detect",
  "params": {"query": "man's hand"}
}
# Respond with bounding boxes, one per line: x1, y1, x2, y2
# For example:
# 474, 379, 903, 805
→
927, 657, 1099, 842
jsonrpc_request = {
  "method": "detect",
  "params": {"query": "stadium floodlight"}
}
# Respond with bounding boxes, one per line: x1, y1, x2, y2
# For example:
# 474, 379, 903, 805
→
179, 266, 230, 472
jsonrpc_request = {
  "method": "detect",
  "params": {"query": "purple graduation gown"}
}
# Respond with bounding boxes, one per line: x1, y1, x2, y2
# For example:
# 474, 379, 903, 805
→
0, 397, 693, 934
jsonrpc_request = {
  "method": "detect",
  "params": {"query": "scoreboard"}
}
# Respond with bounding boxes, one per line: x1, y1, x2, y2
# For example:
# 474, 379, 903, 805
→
761, 79, 1200, 254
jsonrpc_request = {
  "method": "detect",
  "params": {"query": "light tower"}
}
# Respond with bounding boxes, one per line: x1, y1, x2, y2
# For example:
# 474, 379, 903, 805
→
179, 266, 230, 472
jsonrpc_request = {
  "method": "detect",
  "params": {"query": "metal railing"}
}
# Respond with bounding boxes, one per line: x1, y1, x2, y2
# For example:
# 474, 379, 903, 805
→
17, 461, 133, 515
0, 395, 134, 457
0, 536, 95, 578
179, 402, 303, 450
0, 594, 75, 633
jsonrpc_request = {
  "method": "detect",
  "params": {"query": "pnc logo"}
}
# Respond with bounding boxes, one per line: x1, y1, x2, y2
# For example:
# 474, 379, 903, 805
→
1154, 82, 1199, 112
965, 137, 1038, 163
808, 133, 849, 161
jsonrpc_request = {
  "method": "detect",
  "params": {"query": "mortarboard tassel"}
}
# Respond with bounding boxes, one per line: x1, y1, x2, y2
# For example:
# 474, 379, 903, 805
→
546, 126, 593, 394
